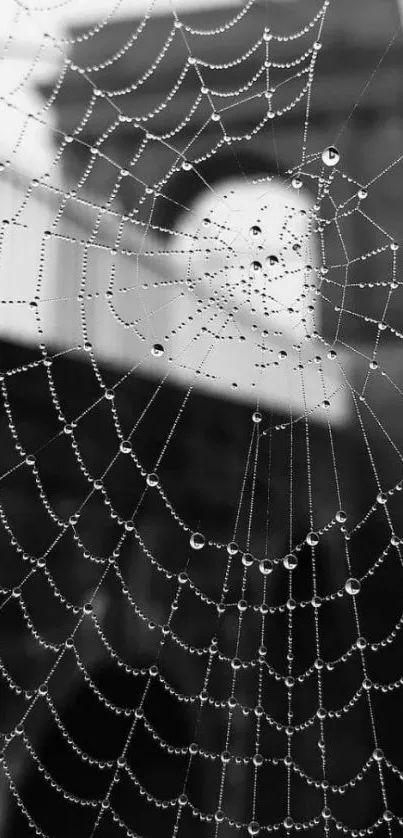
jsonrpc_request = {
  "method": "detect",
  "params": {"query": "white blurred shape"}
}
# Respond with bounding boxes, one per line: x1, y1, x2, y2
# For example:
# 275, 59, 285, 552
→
167, 175, 350, 425
172, 176, 319, 341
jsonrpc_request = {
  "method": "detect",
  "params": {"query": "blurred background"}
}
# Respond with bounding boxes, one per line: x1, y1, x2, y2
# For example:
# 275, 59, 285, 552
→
1, 0, 403, 835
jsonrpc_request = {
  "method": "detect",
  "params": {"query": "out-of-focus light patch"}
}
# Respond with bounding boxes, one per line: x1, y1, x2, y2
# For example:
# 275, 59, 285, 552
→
2, 0, 249, 30
171, 175, 319, 342
0, 59, 56, 177
167, 176, 349, 424
0, 2, 60, 177
0, 0, 295, 173
2, 0, 298, 33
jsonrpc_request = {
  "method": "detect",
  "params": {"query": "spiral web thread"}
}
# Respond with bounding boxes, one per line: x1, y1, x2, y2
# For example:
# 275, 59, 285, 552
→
1, 0, 403, 835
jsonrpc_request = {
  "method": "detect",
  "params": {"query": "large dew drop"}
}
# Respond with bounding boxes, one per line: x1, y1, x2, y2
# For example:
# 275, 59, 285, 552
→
283, 553, 298, 570
151, 343, 165, 357
322, 146, 340, 167
249, 225, 262, 239
345, 577, 361, 596
190, 531, 205, 550
250, 260, 263, 277
259, 559, 273, 575
266, 254, 279, 266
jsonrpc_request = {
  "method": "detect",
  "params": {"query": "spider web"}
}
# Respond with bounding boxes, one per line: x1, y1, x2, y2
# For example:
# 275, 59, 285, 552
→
0, 0, 403, 836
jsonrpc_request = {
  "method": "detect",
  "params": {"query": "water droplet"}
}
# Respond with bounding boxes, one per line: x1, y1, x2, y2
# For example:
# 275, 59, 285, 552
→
227, 541, 238, 556
266, 254, 279, 266
242, 552, 254, 567
259, 559, 273, 575
292, 176, 302, 189
358, 188, 367, 200
178, 793, 188, 806
253, 753, 263, 768
231, 657, 242, 671
322, 146, 340, 167
215, 810, 225, 823
383, 810, 393, 823
146, 473, 159, 487
322, 399, 330, 409
278, 350, 287, 360
322, 807, 331, 820
120, 440, 132, 455
248, 822, 260, 836
283, 553, 298, 570
345, 577, 361, 595
306, 531, 319, 547
190, 532, 205, 550
252, 411, 262, 424
390, 241, 399, 252
250, 260, 263, 276
336, 510, 347, 524
377, 491, 387, 504
373, 748, 384, 761
249, 225, 261, 239
221, 750, 231, 764
283, 817, 294, 830
151, 343, 164, 357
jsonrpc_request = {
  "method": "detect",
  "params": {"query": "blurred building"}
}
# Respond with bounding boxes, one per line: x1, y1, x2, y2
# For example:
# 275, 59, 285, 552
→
42, 0, 403, 341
